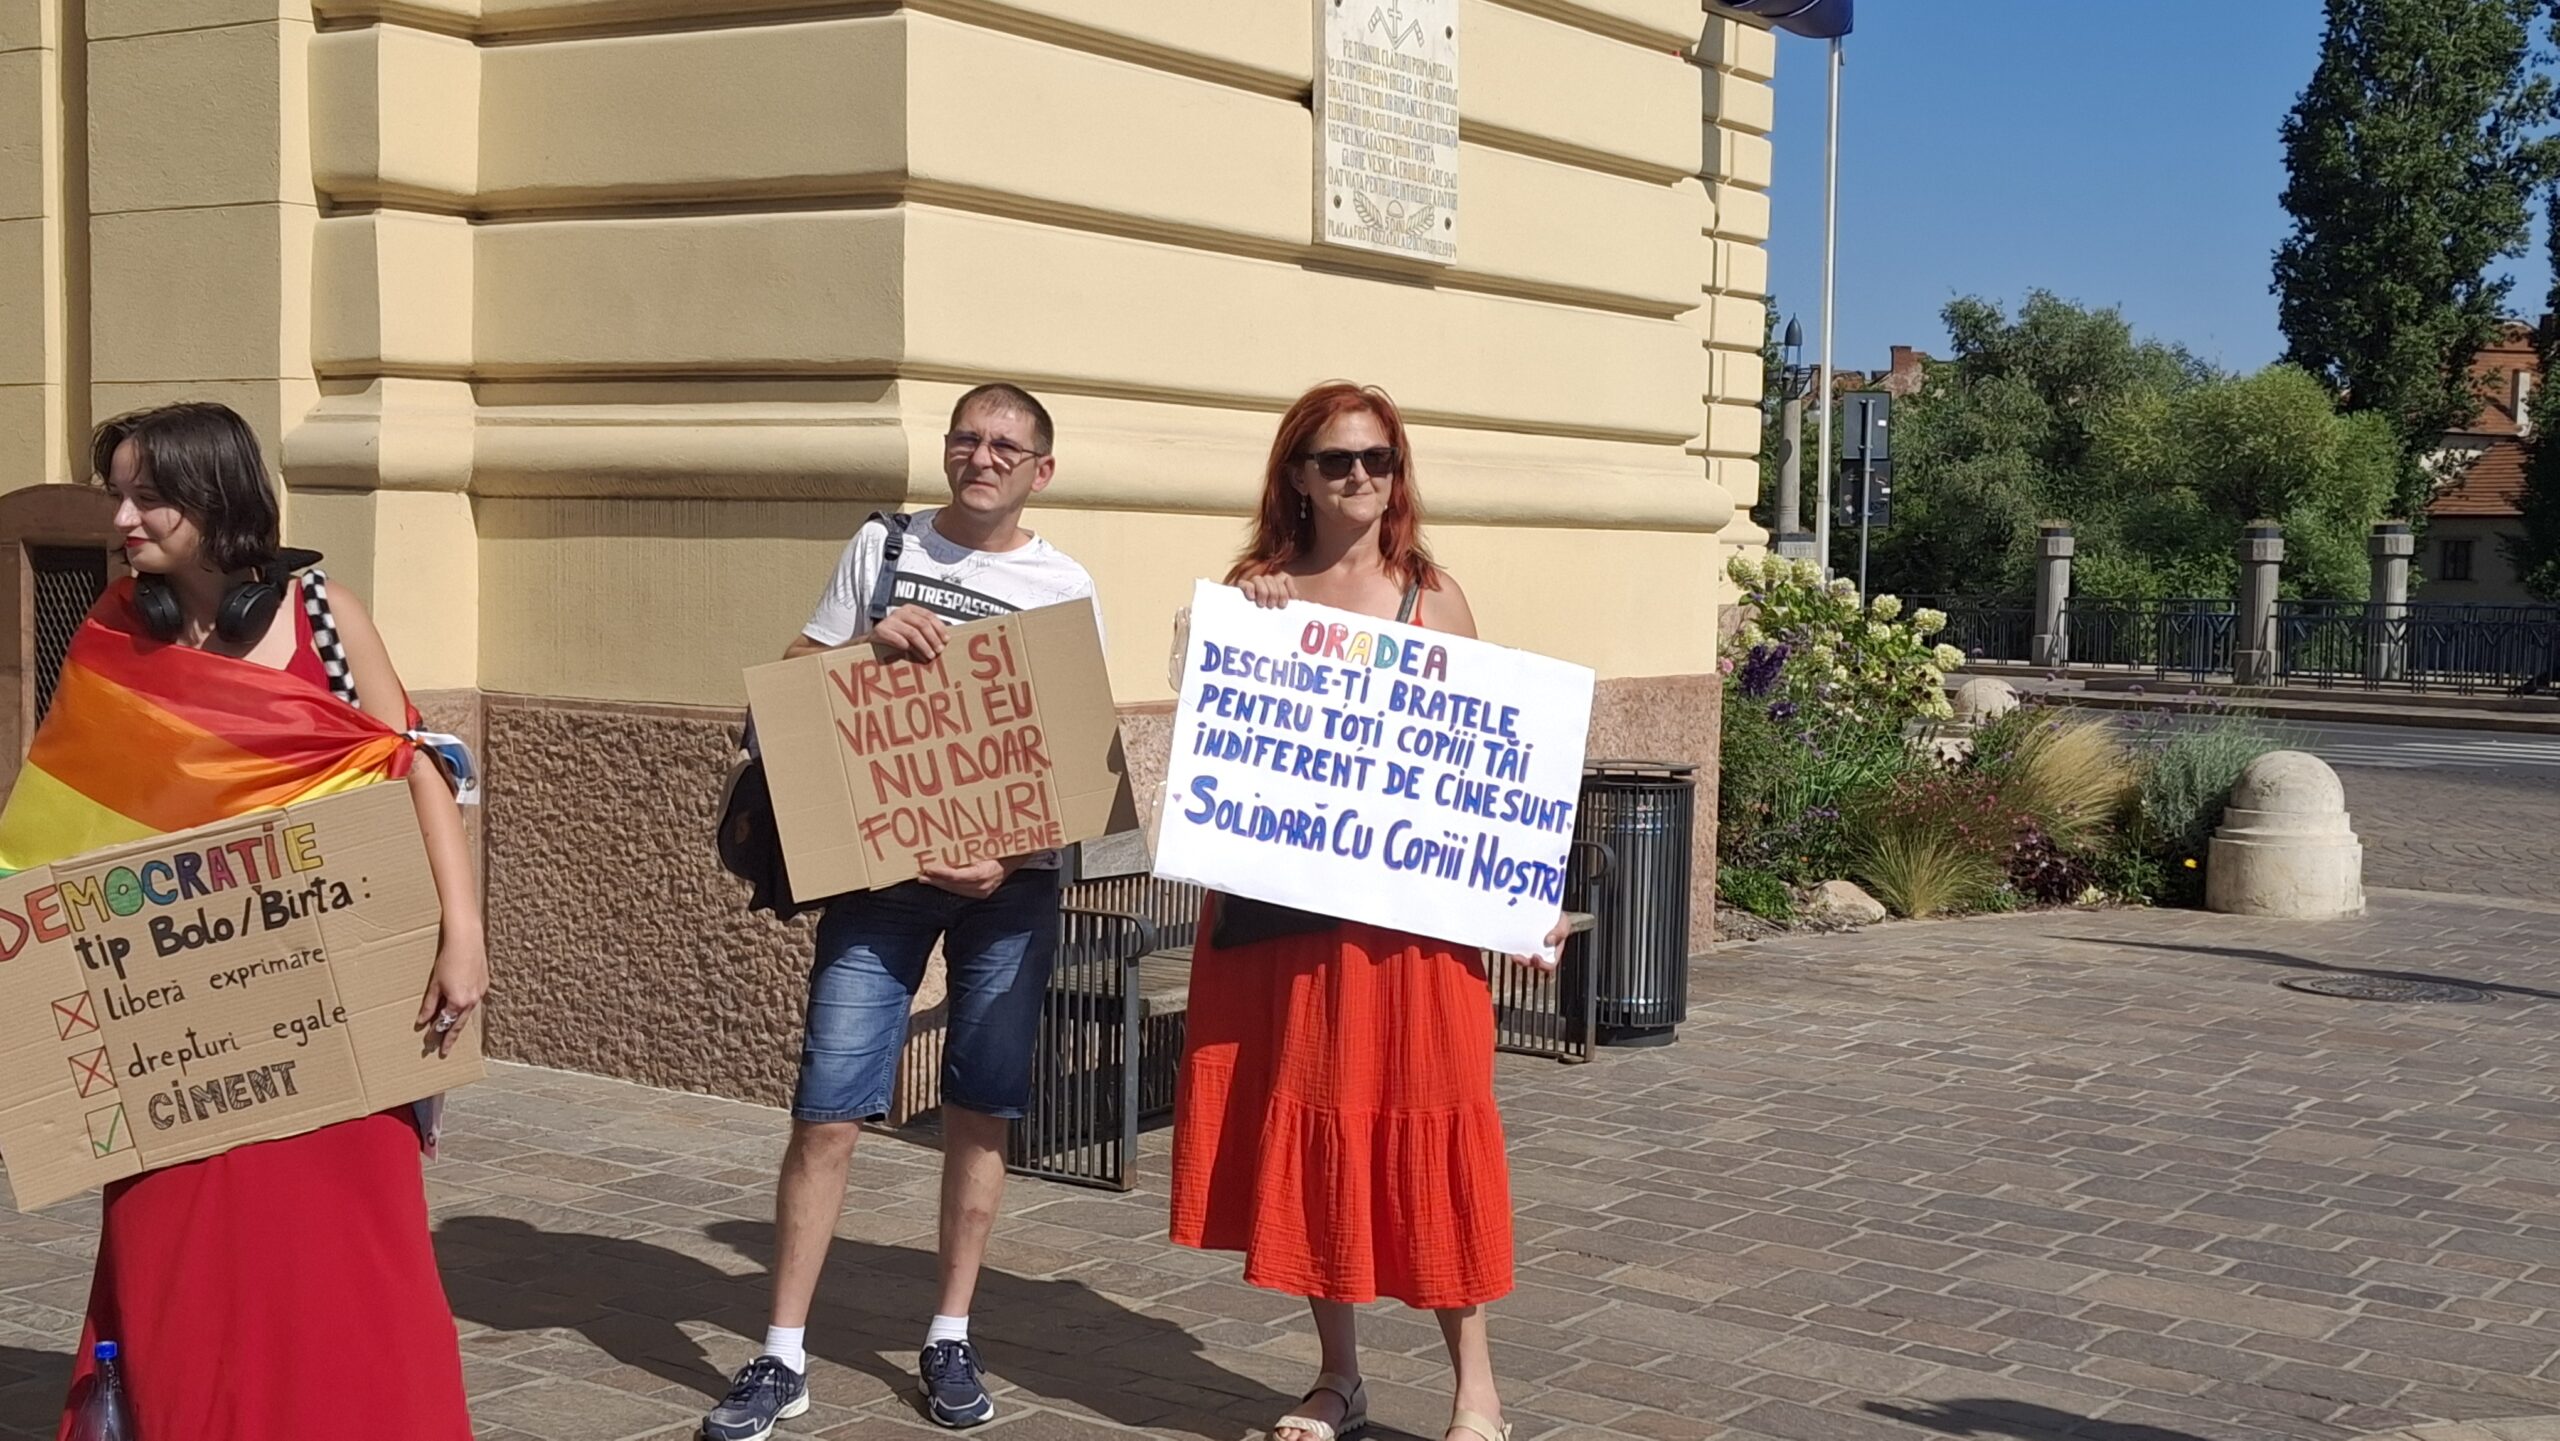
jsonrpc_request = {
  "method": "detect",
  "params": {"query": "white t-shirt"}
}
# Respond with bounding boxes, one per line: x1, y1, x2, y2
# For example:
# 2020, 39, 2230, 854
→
802, 507, 1103, 648
799, 508, 1103, 872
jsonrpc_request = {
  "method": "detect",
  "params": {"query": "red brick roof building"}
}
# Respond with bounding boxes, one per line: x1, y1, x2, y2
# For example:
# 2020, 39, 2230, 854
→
1830, 345, 1930, 400
2423, 321, 2540, 601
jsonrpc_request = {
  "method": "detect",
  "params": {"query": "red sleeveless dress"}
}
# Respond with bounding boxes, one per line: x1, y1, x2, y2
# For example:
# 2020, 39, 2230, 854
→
55, 589, 471, 1439
1167, 590, 1514, 1309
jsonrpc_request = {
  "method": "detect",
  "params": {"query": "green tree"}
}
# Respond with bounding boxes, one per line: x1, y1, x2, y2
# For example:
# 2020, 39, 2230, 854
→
1869, 293, 2400, 603
2273, 0, 2555, 517
2088, 366, 2400, 600
1862, 293, 2196, 598
2508, 188, 2560, 598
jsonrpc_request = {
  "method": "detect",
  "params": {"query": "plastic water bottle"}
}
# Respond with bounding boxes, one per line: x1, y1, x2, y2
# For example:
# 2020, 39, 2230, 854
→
68, 1340, 134, 1441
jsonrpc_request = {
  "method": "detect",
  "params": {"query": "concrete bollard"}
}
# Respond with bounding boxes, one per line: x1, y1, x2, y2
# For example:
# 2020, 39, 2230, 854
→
2031, 522, 2074, 668
2205, 751, 2364, 919
2234, 521, 2284, 684
1952, 677, 2019, 725
2367, 520, 2413, 682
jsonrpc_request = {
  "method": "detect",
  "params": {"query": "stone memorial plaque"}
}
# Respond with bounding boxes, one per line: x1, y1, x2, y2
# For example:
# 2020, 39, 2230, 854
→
1316, 0, 1459, 264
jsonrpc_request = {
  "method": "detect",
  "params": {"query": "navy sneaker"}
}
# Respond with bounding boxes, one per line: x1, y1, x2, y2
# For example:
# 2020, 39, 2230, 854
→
702, 1355, 810, 1441
918, 1339, 997, 1428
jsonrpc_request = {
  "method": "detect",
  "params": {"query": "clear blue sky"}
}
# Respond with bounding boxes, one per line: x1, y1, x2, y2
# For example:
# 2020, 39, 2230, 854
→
1765, 0, 2552, 375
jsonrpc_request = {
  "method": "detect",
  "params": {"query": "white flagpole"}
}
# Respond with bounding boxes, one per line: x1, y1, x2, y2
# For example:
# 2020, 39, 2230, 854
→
1813, 34, 1841, 576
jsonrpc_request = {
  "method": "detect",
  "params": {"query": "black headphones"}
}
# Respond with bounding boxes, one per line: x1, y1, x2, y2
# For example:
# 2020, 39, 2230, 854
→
134, 547, 324, 645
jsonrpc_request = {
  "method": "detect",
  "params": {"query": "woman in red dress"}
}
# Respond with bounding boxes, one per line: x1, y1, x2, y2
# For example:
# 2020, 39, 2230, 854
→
47, 403, 483, 1438
1168, 384, 1570, 1441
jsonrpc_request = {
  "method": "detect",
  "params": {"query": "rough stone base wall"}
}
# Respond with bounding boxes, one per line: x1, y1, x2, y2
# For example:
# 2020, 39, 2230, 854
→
479, 676, 1719, 1103
481, 694, 812, 1106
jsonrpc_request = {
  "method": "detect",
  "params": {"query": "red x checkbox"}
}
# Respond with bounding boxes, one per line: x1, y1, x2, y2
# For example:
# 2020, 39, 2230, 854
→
51, 993, 96, 1040
67, 1047, 112, 1099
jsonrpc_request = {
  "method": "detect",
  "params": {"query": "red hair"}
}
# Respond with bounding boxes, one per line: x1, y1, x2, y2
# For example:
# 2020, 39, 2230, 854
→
1228, 382, 1438, 589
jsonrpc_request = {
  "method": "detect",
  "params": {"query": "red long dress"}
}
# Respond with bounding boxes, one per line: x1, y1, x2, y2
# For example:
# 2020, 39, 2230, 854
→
54, 599, 471, 1439
1169, 918, 1515, 1309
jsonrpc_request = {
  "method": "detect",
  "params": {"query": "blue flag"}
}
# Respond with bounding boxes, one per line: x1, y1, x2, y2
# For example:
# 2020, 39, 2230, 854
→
1722, 0, 1853, 39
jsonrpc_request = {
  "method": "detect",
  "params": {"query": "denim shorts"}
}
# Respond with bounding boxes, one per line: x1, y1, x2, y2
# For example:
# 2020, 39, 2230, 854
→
791, 868, 1061, 1124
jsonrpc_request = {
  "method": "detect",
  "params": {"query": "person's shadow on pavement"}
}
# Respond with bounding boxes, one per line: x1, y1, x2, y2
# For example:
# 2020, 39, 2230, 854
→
0, 1341, 76, 1433
436, 1214, 1286, 1439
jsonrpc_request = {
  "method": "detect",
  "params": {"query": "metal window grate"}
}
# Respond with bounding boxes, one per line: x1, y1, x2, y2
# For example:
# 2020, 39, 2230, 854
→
29, 545, 107, 724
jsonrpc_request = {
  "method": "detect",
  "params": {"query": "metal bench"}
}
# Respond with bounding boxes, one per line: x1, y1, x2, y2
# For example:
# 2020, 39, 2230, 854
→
899, 864, 1604, 1193
886, 882, 1185, 1192
1013, 874, 1599, 1190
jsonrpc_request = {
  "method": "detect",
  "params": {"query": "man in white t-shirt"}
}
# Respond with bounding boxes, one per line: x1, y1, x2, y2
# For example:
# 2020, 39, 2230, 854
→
707, 384, 1101, 1440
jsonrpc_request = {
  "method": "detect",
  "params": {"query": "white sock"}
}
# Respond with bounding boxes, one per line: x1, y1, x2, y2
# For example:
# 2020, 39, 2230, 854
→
926, 1314, 970, 1347
761, 1325, 807, 1374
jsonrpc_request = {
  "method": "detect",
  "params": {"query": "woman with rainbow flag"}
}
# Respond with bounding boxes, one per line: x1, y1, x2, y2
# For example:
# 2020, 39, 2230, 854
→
1, 403, 483, 1438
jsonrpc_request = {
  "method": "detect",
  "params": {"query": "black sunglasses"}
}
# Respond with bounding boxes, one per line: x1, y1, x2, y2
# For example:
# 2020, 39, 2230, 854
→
1300, 446, 1401, 480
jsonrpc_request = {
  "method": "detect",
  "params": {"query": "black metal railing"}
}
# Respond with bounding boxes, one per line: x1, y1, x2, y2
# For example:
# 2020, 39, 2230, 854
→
2276, 600, 2560, 695
994, 859, 1619, 1185
1005, 906, 1159, 1191
2067, 597, 2238, 680
1901, 595, 2034, 664
1063, 872, 1203, 1120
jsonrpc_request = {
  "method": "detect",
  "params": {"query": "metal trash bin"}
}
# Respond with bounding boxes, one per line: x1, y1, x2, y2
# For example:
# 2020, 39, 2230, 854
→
1564, 760, 1695, 1046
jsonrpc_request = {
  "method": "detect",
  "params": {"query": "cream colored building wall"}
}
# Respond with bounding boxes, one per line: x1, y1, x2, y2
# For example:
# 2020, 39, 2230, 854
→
9, 1, 1775, 700
1, 0, 78, 488
1695, 16, 1776, 605
4, 1, 318, 489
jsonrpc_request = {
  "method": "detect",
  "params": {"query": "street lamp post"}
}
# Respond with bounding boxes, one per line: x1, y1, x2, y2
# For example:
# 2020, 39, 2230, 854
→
1774, 317, 1818, 562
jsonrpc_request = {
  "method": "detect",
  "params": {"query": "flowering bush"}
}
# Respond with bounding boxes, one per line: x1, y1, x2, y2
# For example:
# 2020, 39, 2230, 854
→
2114, 704, 2288, 905
1715, 557, 2210, 926
1852, 770, 2017, 917
1718, 555, 1960, 897
1725, 553, 1957, 723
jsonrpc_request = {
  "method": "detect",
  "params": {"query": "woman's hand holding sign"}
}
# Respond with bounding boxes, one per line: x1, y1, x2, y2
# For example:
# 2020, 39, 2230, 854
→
418, 929, 489, 1057
1507, 912, 1572, 974
1237, 574, 1299, 609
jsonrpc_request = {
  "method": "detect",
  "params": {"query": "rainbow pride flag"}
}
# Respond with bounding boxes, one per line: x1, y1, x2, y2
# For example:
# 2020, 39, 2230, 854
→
0, 579, 415, 876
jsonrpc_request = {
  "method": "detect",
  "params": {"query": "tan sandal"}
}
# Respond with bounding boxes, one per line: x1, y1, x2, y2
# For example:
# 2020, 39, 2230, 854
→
1271, 1372, 1367, 1440
1447, 1408, 1511, 1441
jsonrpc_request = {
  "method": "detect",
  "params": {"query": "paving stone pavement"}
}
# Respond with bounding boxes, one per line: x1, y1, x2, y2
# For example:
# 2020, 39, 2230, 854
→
1, 891, 2559, 1440
2335, 767, 2560, 904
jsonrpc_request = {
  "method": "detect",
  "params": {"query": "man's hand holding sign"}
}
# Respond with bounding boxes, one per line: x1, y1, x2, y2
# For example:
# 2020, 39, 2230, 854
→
748, 600, 1134, 901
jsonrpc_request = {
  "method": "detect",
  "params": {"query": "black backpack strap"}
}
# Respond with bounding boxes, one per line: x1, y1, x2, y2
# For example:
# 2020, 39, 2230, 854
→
1395, 581, 1422, 624
297, 569, 361, 709
865, 510, 915, 626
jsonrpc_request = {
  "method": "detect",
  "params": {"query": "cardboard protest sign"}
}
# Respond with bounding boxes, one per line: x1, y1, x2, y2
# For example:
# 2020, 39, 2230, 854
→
1155, 581, 1597, 957
0, 783, 482, 1211
744, 601, 1139, 897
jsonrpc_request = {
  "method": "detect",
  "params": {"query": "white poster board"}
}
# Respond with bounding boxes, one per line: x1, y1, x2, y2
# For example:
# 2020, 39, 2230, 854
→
1155, 582, 1595, 956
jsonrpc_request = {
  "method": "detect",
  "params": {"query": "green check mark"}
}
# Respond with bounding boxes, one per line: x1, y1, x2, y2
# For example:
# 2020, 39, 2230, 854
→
90, 1107, 123, 1157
